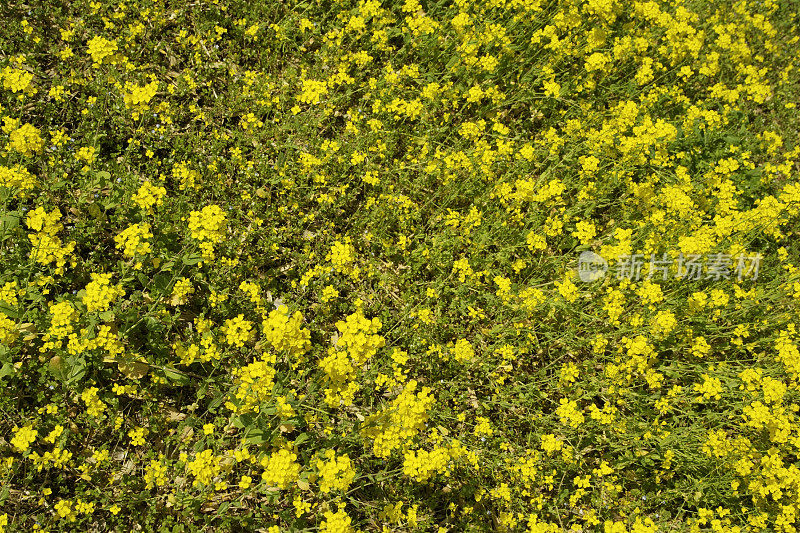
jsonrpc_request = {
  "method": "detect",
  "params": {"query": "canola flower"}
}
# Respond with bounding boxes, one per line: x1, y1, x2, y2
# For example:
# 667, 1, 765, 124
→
1, 0, 800, 530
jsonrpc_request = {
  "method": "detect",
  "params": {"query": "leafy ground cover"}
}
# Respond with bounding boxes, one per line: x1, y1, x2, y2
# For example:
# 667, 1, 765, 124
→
1, 0, 800, 531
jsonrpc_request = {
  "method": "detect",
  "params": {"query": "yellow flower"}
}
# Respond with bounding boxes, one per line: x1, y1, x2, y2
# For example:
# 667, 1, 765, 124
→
1, 66, 35, 95
262, 305, 311, 356
260, 448, 300, 489
585, 52, 609, 72
132, 181, 167, 212
8, 123, 44, 155
221, 314, 254, 348
11, 424, 38, 452
320, 508, 355, 533
114, 223, 153, 258
573, 220, 597, 245
187, 449, 222, 488
316, 450, 356, 493
82, 273, 125, 313
81, 387, 107, 418
128, 427, 148, 446
556, 398, 585, 427
474, 416, 493, 437
87, 36, 118, 65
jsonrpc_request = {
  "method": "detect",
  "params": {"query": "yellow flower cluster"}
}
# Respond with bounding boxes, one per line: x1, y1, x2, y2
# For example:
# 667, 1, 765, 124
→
172, 318, 222, 365
261, 305, 311, 357
26, 206, 76, 274
29, 446, 72, 472
403, 443, 465, 482
297, 78, 329, 105
169, 278, 194, 306
1, 66, 36, 95
260, 448, 300, 489
54, 499, 77, 522
76, 146, 97, 165
320, 508, 356, 533
573, 220, 597, 245
80, 387, 106, 418
173, 161, 201, 191
319, 310, 385, 407
123, 80, 159, 117
378, 501, 419, 527
132, 180, 167, 213
275, 395, 295, 418
362, 380, 435, 458
82, 272, 125, 313
186, 449, 222, 488
0, 314, 17, 346
144, 457, 169, 489
335, 310, 384, 365
87, 36, 118, 65
556, 398, 585, 428
67, 324, 124, 360
226, 352, 277, 414
0, 281, 18, 307
692, 336, 711, 358
474, 416, 493, 436
326, 239, 360, 278
238, 280, 262, 305
11, 424, 37, 452
41, 300, 79, 352
321, 285, 339, 303
0, 165, 37, 198
114, 222, 153, 260
221, 314, 254, 348
128, 427, 148, 446
7, 123, 43, 156
508, 177, 564, 203
695, 374, 724, 402
451, 338, 474, 363
315, 450, 356, 493
26, 205, 62, 234
188, 204, 227, 259
650, 310, 677, 337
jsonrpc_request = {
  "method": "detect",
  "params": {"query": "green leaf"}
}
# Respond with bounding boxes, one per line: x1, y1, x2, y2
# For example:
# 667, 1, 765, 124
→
153, 272, 172, 292
232, 414, 253, 429
65, 356, 86, 385
182, 253, 204, 265
164, 367, 190, 385
0, 362, 14, 379
0, 302, 18, 319
119, 359, 149, 380
208, 395, 224, 412
243, 428, 268, 445
0, 211, 21, 238
88, 203, 103, 218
